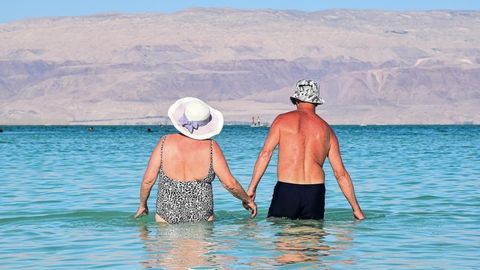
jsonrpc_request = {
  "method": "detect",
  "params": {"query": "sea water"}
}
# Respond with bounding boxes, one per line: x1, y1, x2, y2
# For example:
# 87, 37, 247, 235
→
0, 125, 479, 269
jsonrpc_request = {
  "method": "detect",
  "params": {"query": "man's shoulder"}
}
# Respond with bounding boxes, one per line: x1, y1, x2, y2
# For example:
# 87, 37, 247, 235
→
274, 111, 298, 123
315, 115, 331, 127
277, 110, 299, 118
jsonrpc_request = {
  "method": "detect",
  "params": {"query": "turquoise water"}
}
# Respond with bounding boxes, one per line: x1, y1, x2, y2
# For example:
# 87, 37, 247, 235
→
0, 125, 479, 269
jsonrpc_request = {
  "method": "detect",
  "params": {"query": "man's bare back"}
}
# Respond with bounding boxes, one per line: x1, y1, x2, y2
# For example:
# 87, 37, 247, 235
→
275, 108, 331, 184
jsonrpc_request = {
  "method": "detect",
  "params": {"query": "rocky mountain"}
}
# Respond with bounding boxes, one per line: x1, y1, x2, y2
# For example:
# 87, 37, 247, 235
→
0, 8, 479, 124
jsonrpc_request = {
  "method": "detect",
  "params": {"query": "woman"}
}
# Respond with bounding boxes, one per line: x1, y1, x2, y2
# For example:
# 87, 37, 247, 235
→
134, 97, 256, 223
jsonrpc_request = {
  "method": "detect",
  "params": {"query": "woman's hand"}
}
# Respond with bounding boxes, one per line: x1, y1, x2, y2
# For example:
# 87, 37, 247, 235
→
134, 205, 149, 218
243, 199, 257, 218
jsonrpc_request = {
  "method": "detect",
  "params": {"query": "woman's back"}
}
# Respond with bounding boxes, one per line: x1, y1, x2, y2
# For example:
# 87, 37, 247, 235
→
161, 134, 212, 181
156, 134, 215, 224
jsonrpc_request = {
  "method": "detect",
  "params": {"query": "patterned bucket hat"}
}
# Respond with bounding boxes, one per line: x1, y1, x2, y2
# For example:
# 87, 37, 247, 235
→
290, 79, 325, 105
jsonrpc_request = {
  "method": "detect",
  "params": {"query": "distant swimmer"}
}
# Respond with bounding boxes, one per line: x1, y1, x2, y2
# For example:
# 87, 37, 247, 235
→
247, 79, 365, 220
87, 127, 94, 132
0, 128, 3, 133
147, 128, 152, 132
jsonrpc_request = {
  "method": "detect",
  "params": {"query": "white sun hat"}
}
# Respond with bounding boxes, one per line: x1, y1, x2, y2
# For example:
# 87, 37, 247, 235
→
168, 97, 224, 140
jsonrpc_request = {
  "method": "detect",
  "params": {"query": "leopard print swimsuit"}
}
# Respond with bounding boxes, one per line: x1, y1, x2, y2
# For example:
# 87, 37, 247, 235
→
155, 136, 215, 224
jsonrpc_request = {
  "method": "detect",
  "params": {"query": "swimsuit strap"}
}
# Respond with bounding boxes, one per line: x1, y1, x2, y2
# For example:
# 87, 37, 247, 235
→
159, 135, 167, 170
209, 140, 214, 172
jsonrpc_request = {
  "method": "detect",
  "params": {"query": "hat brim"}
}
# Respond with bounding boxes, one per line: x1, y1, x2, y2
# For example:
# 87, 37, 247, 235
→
290, 96, 325, 105
168, 97, 224, 140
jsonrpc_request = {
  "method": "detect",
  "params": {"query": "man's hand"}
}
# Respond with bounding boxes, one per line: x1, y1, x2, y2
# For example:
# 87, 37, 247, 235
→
353, 209, 365, 220
134, 205, 149, 218
243, 199, 257, 218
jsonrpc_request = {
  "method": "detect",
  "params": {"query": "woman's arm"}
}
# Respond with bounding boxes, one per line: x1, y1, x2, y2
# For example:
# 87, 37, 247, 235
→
212, 141, 257, 217
134, 138, 162, 218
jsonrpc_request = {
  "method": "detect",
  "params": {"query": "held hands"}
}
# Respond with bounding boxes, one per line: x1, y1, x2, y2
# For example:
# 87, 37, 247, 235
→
134, 205, 149, 218
244, 187, 257, 218
243, 199, 257, 218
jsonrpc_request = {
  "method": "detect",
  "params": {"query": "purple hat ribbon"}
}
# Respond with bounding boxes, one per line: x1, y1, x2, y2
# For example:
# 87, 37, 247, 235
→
178, 114, 212, 133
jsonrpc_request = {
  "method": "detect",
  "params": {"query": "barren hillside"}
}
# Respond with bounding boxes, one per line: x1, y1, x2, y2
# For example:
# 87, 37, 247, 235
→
0, 9, 479, 124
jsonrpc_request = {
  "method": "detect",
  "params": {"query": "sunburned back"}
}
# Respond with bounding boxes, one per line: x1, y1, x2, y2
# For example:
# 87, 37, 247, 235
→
161, 134, 212, 181
276, 110, 331, 184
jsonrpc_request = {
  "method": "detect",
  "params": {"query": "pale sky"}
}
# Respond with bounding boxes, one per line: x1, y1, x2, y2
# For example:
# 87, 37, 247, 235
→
1, 0, 479, 23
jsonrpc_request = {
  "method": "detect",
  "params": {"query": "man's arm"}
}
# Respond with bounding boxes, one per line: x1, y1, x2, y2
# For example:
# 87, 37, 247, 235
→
247, 117, 281, 199
134, 138, 162, 218
328, 128, 365, 220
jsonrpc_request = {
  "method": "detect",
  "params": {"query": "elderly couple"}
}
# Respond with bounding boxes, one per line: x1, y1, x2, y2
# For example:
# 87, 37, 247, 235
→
134, 80, 365, 223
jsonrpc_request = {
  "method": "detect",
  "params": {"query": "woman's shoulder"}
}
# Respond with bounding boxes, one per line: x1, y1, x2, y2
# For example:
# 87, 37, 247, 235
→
163, 134, 215, 147
210, 139, 223, 153
160, 133, 181, 141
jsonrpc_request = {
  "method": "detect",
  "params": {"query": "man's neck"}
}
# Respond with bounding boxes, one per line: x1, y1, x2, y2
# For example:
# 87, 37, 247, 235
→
296, 103, 316, 113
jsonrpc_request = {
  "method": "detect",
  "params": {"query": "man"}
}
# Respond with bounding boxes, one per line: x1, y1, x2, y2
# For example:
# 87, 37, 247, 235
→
247, 79, 365, 220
